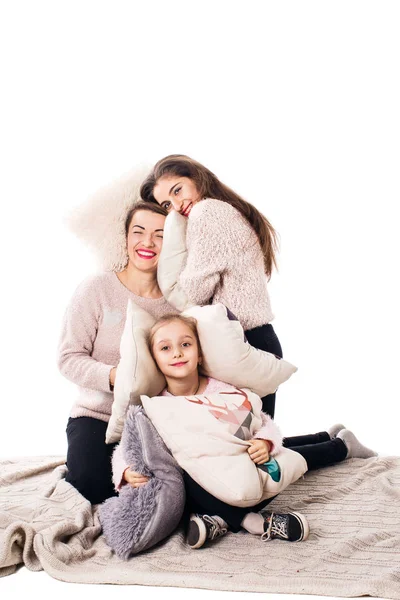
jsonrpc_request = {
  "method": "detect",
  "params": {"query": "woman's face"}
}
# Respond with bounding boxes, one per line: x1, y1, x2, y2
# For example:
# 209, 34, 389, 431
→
152, 320, 201, 380
126, 209, 165, 272
152, 176, 202, 217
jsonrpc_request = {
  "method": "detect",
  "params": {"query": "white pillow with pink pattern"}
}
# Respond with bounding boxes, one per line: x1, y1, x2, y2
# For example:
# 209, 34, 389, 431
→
141, 387, 307, 507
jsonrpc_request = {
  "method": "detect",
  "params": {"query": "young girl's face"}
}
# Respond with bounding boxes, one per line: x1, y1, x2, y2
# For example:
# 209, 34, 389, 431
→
151, 320, 201, 380
153, 176, 202, 217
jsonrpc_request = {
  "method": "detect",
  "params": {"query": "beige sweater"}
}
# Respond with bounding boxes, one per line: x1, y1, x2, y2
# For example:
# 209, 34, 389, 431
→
58, 272, 177, 422
180, 199, 274, 330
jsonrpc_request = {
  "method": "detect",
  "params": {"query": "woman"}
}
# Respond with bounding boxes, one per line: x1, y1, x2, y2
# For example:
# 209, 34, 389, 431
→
58, 201, 177, 505
140, 155, 281, 417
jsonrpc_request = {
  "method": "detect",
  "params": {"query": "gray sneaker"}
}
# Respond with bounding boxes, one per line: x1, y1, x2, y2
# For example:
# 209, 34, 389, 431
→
187, 514, 228, 549
261, 510, 310, 542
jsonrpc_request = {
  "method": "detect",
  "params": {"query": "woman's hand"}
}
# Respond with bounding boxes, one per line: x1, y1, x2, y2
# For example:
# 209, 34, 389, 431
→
109, 367, 117, 391
247, 439, 270, 464
123, 468, 150, 488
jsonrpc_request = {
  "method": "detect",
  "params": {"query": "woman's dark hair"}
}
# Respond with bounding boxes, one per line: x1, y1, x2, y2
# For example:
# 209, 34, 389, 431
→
140, 155, 278, 277
124, 200, 168, 237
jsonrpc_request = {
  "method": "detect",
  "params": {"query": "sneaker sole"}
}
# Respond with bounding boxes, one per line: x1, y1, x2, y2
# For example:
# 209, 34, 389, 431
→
187, 515, 208, 549
291, 511, 310, 541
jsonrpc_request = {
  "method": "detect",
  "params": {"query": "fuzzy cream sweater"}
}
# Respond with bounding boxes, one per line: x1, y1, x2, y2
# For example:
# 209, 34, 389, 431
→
179, 199, 274, 330
58, 272, 177, 422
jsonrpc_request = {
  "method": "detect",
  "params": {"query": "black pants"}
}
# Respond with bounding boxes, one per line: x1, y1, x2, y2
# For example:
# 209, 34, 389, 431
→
244, 323, 282, 418
283, 431, 347, 470
184, 431, 347, 532
65, 417, 118, 505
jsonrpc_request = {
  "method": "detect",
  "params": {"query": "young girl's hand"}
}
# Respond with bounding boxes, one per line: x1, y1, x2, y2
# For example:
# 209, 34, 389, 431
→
123, 468, 150, 487
247, 439, 270, 464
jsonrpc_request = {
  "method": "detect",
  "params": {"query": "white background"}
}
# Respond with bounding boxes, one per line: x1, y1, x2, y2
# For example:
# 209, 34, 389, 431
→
1, 1, 399, 599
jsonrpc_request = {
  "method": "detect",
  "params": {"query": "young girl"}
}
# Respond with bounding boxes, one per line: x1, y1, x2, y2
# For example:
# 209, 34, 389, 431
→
140, 155, 281, 418
113, 314, 377, 550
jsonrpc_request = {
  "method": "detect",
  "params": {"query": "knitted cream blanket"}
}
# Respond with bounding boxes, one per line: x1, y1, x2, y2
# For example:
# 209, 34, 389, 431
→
1, 455, 399, 598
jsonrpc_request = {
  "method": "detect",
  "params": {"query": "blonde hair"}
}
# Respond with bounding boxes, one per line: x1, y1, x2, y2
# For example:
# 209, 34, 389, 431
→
149, 314, 202, 360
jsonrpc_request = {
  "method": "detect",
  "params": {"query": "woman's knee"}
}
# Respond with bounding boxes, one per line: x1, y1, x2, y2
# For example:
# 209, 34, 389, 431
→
65, 465, 116, 504
65, 421, 116, 503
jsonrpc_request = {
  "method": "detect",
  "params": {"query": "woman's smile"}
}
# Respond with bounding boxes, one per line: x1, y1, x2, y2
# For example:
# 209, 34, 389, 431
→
180, 203, 193, 217
136, 248, 157, 260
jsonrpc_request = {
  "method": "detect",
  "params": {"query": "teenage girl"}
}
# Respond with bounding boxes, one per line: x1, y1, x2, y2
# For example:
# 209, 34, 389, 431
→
140, 155, 281, 417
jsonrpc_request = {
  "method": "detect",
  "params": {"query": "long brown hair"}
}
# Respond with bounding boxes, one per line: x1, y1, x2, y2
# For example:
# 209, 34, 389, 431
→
140, 155, 278, 277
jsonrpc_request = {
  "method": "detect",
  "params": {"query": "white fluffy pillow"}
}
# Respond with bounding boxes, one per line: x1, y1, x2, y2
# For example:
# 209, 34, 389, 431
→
106, 301, 165, 444
106, 300, 297, 443
65, 164, 151, 271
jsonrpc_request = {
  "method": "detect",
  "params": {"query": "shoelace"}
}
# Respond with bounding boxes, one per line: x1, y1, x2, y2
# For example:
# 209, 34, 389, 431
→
261, 512, 289, 542
203, 515, 228, 540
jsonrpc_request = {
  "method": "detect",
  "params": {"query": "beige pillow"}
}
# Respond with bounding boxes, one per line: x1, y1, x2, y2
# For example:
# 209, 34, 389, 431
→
106, 301, 297, 443
157, 210, 192, 311
185, 304, 297, 397
141, 389, 307, 507
105, 301, 165, 444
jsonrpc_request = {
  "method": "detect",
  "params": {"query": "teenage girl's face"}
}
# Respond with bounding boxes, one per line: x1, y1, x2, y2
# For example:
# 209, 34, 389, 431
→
126, 210, 165, 273
152, 320, 201, 381
152, 176, 202, 217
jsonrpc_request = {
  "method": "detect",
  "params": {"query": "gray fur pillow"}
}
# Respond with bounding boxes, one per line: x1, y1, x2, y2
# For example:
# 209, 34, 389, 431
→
99, 406, 185, 559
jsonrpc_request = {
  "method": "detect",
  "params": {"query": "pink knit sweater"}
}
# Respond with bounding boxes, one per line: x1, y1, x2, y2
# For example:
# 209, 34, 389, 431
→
58, 271, 178, 422
112, 377, 283, 492
180, 199, 274, 330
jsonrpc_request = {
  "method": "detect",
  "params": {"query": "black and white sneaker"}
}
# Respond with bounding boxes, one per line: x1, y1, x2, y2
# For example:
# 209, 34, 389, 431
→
261, 510, 309, 542
187, 514, 228, 549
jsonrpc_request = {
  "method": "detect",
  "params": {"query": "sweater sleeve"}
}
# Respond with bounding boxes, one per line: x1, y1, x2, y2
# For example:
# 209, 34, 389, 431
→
111, 443, 130, 492
253, 412, 283, 456
178, 200, 233, 305
57, 277, 116, 393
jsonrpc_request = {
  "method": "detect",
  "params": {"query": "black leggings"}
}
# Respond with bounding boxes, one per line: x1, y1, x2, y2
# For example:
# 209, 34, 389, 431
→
184, 431, 347, 532
283, 431, 347, 470
244, 323, 282, 418
65, 417, 118, 505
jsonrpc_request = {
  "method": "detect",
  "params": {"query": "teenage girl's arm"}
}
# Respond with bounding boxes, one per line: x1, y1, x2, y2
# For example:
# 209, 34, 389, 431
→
178, 200, 239, 305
